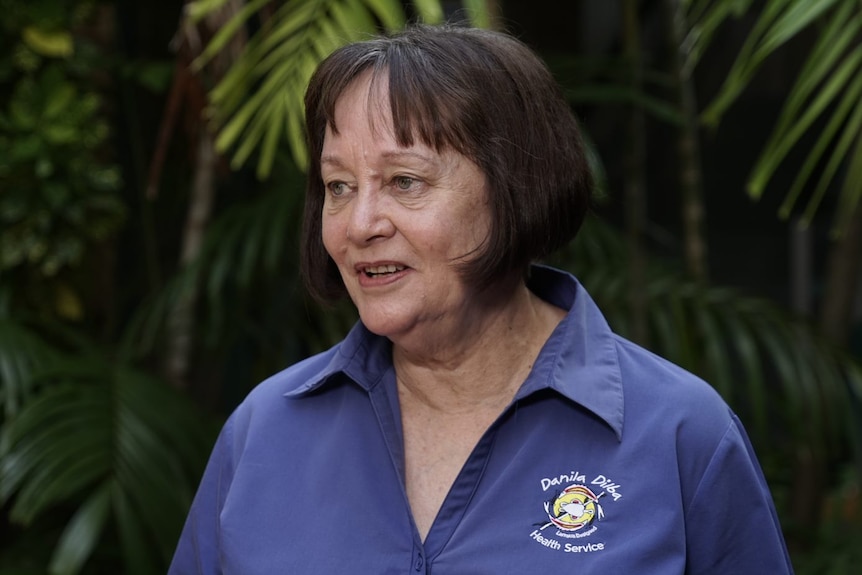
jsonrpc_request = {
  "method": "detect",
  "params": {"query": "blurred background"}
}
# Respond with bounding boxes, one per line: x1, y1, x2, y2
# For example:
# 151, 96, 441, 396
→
1, 0, 860, 573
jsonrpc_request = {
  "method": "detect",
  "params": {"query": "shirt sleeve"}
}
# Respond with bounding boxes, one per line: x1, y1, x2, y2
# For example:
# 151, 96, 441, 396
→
168, 417, 235, 575
684, 414, 794, 574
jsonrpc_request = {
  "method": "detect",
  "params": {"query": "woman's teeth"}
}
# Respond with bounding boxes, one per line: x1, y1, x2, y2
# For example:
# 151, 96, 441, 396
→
365, 265, 404, 276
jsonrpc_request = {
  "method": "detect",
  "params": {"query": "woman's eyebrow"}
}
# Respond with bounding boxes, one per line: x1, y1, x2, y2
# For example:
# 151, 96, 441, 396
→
320, 150, 440, 172
381, 150, 437, 166
320, 154, 346, 168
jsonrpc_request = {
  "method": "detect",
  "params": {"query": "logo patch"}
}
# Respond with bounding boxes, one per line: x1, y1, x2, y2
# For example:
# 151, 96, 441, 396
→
543, 484, 604, 531
528, 470, 623, 554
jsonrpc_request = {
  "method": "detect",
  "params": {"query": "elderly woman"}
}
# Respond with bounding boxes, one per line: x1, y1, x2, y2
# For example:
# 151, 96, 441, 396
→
169, 25, 793, 574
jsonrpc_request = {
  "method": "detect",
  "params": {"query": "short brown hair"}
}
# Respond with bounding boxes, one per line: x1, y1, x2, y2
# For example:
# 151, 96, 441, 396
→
301, 24, 593, 302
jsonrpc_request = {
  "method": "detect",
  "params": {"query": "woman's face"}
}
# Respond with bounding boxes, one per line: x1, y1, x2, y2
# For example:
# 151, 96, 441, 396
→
320, 73, 492, 345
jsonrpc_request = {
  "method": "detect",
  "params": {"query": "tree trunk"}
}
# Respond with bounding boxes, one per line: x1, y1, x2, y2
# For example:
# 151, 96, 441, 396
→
663, 0, 709, 282
623, 0, 649, 346
819, 205, 862, 343
161, 0, 243, 390
165, 127, 216, 390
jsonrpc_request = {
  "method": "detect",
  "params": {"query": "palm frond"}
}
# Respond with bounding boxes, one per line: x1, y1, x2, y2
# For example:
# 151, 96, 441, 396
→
0, 356, 215, 574
701, 0, 844, 125
695, 0, 862, 231
48, 481, 112, 575
191, 0, 490, 177
0, 317, 62, 420
681, 0, 755, 73
746, 2, 862, 222
553, 217, 862, 458
461, 0, 490, 28
198, 0, 408, 176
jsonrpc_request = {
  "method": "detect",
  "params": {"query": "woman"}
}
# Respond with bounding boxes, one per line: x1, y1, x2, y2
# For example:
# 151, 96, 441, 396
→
169, 25, 793, 574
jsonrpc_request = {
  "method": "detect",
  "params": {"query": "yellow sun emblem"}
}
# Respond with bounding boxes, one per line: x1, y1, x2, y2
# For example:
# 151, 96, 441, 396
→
544, 484, 604, 531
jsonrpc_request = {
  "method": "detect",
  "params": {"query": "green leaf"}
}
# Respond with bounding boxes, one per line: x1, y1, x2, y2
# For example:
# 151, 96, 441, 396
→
747, 46, 862, 200
751, 0, 840, 68
237, 2, 322, 80
21, 27, 74, 58
287, 55, 318, 170
772, 25, 862, 216
188, 0, 234, 22
697, 302, 733, 397
365, 0, 406, 30
113, 485, 160, 575
683, 0, 757, 70
773, 1, 858, 120
48, 482, 112, 575
311, 9, 348, 60
412, 0, 445, 24
0, 318, 58, 418
331, 0, 377, 39
724, 311, 767, 435
801, 88, 862, 226
702, 0, 794, 125
558, 218, 862, 458
0, 354, 214, 573
193, 0, 272, 70
201, 0, 413, 176
43, 83, 76, 120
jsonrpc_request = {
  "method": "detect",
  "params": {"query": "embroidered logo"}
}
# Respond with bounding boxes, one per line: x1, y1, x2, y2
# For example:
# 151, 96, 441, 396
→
542, 484, 604, 532
528, 470, 623, 554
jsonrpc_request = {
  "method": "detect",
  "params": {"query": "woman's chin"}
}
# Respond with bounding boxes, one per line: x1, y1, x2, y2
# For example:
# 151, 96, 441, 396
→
357, 310, 414, 340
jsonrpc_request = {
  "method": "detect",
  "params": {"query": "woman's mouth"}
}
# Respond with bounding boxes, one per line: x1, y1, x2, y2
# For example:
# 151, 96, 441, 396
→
363, 265, 406, 278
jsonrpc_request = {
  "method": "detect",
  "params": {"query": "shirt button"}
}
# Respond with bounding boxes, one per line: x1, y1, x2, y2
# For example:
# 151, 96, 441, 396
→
414, 554, 424, 571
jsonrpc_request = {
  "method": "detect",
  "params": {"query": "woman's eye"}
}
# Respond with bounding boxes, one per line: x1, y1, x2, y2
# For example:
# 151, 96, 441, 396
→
394, 176, 415, 191
328, 181, 348, 196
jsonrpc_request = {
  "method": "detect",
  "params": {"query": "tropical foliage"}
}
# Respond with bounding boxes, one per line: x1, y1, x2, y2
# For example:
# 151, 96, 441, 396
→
555, 218, 862, 472
0, 1, 213, 574
193, 0, 444, 175
0, 0, 124, 323
689, 0, 862, 231
1, 1, 860, 574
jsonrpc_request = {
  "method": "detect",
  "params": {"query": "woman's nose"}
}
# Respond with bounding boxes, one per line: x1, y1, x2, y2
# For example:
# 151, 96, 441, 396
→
346, 188, 395, 244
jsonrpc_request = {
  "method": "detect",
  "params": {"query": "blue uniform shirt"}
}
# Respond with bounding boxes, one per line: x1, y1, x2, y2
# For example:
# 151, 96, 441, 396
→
169, 266, 794, 574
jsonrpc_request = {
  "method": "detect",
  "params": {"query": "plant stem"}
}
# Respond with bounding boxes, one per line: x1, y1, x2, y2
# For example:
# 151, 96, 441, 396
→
664, 0, 709, 283
623, 0, 649, 346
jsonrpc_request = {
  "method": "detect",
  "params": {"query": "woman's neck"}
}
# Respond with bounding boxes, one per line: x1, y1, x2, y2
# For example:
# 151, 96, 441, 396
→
392, 283, 565, 415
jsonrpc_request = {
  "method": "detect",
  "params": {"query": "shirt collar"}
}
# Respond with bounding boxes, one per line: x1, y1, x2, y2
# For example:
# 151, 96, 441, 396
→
281, 321, 392, 396
284, 266, 624, 440
516, 265, 624, 440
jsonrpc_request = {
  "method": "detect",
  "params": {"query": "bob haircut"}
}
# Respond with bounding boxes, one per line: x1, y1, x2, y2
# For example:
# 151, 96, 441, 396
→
301, 24, 593, 303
